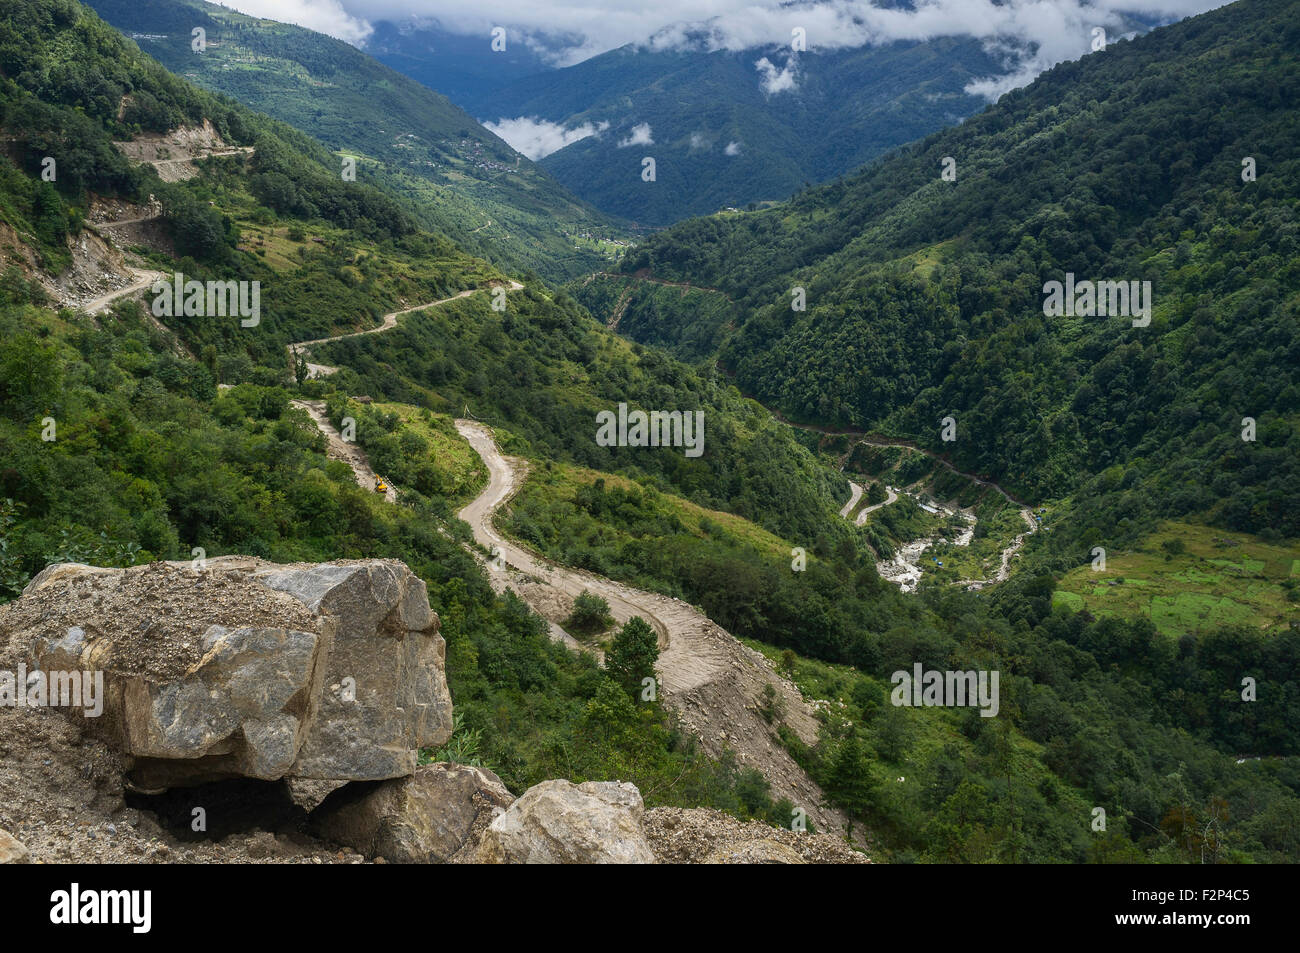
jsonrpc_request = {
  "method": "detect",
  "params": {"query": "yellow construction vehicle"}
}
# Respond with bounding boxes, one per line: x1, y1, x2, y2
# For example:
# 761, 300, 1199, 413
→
374, 477, 388, 494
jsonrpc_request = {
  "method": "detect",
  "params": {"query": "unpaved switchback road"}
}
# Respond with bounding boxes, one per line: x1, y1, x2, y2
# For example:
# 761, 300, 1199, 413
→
79, 267, 167, 314
286, 282, 524, 497
288, 281, 524, 378
455, 419, 851, 838
838, 480, 863, 518
291, 399, 395, 502
854, 484, 899, 525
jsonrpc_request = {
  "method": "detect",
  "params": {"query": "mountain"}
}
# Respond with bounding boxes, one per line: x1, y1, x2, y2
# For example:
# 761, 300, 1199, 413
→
0, 0, 871, 840
580, 0, 1300, 545
3, 0, 1299, 868
364, 18, 556, 107
447, 38, 1004, 225
83, 0, 629, 279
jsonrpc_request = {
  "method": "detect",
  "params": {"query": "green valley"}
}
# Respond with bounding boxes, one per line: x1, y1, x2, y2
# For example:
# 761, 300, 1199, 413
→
0, 0, 1296, 871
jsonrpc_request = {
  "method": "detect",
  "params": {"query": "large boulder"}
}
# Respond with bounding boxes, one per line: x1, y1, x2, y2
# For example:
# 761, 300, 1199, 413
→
312, 762, 514, 863
474, 780, 655, 864
0, 558, 452, 788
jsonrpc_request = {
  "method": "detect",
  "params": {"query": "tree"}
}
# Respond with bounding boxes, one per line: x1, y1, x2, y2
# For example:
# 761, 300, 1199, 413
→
159, 187, 229, 260
605, 616, 659, 700
826, 729, 876, 840
565, 590, 614, 638
872, 704, 917, 763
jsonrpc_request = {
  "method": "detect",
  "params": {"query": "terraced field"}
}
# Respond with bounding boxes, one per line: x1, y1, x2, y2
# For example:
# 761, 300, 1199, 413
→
1051, 521, 1300, 636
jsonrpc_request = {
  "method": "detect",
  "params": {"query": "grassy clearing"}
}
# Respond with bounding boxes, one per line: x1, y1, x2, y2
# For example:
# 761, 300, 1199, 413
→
1051, 520, 1300, 635
513, 458, 795, 564
368, 401, 487, 504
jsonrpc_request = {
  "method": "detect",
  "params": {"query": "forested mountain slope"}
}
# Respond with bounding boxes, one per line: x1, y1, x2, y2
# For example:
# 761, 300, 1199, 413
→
2, 0, 1298, 864
84, 0, 627, 279
465, 37, 1002, 225
586, 0, 1300, 544
0, 0, 870, 829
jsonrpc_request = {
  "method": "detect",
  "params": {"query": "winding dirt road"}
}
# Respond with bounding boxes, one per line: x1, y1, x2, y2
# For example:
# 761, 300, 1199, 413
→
284, 278, 852, 837
78, 267, 166, 314
288, 282, 524, 378
291, 398, 396, 502
838, 480, 864, 518
454, 420, 851, 837
287, 281, 525, 497
854, 484, 899, 525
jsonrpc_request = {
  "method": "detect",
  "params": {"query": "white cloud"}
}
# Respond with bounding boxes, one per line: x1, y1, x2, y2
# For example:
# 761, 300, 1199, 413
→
617, 123, 654, 148
225, 1, 1234, 92
724, 141, 742, 156
482, 117, 608, 159
216, 0, 373, 44
689, 132, 708, 150
754, 55, 799, 94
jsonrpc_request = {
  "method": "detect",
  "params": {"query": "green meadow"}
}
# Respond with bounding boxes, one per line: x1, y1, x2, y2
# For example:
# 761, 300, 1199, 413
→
1052, 521, 1300, 636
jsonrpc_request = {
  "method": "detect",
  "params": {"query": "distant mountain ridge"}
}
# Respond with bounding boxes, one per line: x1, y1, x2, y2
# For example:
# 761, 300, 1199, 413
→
364, 18, 556, 107
450, 37, 1006, 224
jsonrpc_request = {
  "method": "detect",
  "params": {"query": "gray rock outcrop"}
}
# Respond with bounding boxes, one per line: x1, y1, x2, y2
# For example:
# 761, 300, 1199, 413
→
474, 780, 655, 864
312, 762, 514, 863
0, 557, 452, 788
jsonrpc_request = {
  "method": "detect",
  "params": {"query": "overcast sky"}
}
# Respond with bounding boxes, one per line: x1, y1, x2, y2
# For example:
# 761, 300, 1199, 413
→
218, 0, 1230, 90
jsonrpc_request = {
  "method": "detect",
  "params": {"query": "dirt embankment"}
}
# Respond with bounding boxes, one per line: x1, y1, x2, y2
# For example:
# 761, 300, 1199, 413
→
113, 120, 253, 182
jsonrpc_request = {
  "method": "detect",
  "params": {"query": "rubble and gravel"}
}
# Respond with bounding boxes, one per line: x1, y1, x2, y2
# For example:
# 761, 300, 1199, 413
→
643, 807, 869, 864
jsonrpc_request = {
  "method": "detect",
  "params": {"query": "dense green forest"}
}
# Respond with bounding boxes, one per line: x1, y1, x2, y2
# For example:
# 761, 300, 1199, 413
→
1, 0, 1297, 863
587, 0, 1300, 549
